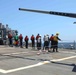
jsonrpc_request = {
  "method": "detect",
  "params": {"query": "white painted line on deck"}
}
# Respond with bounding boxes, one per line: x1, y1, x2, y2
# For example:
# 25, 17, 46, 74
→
11, 52, 28, 55
0, 61, 50, 74
51, 55, 76, 62
0, 47, 15, 50
0, 69, 6, 73
0, 55, 76, 74
2, 51, 37, 56
60, 51, 76, 54
2, 52, 28, 56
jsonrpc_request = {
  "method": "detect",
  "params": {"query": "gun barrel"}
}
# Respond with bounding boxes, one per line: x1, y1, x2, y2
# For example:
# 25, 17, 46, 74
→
19, 8, 76, 18
19, 8, 49, 14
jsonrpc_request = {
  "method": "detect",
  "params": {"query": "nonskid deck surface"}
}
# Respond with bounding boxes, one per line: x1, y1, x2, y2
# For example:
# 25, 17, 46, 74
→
0, 46, 76, 75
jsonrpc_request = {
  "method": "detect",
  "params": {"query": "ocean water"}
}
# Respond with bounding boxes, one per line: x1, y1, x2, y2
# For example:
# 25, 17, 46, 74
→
58, 42, 76, 49
42, 42, 76, 49
26, 41, 76, 50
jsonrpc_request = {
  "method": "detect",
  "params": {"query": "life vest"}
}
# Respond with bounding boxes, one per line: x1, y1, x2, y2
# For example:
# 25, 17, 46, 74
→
19, 35, 23, 39
50, 36, 54, 41
44, 36, 49, 41
14, 35, 18, 41
53, 36, 58, 41
25, 37, 28, 41
8, 34, 12, 38
31, 36, 34, 40
36, 35, 39, 40
37, 37, 41, 43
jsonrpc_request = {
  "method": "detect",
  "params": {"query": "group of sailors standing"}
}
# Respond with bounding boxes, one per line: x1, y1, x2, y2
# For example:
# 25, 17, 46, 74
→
8, 33, 61, 52
36, 33, 61, 52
